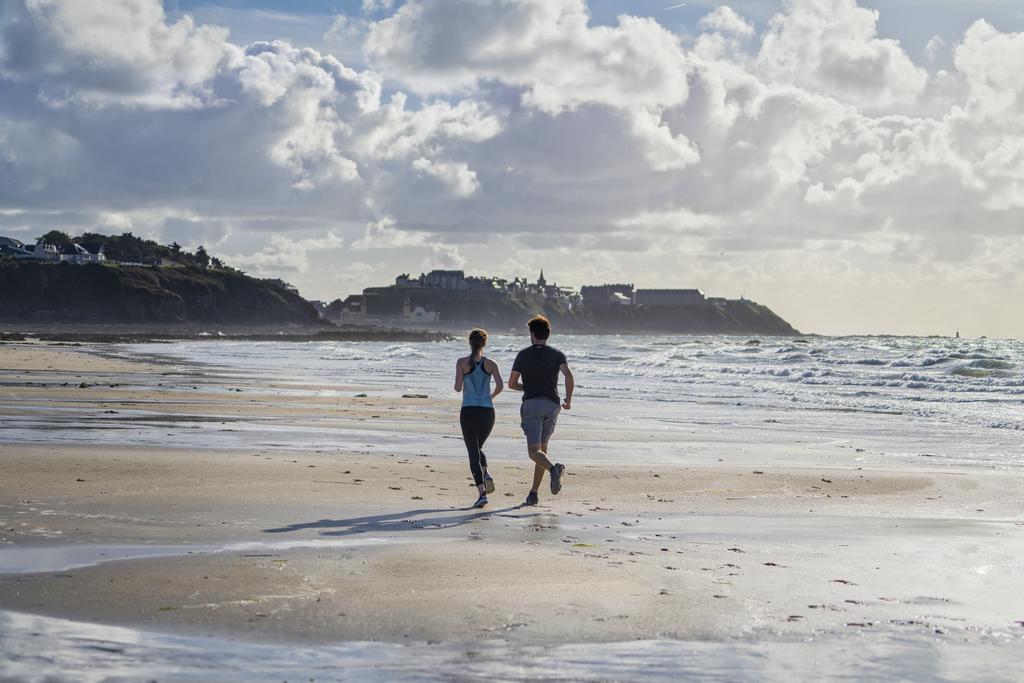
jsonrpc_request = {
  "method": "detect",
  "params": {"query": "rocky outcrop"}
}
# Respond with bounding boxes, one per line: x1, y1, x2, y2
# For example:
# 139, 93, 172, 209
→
366, 287, 800, 335
575, 300, 800, 335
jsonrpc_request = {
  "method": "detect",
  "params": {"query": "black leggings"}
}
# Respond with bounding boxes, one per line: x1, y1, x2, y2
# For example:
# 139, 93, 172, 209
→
460, 406, 495, 487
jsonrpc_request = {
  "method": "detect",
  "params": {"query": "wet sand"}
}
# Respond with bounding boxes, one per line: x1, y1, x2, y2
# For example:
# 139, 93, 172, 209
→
1, 342, 1022, 678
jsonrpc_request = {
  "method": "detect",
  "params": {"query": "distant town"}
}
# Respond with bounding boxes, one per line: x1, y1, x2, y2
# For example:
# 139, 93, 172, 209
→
323, 269, 745, 326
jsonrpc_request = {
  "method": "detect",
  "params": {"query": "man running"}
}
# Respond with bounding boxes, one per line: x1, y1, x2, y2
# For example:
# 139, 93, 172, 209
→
508, 315, 574, 506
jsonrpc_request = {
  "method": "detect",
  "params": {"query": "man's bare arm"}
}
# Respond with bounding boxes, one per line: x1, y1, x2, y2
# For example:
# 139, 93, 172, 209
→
559, 363, 574, 409
508, 370, 523, 391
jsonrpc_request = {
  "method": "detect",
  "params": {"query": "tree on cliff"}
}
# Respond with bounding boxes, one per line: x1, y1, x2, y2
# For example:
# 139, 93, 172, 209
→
38, 230, 72, 247
73, 232, 177, 263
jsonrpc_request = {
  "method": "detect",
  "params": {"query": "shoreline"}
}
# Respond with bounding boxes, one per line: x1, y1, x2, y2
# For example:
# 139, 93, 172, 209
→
0, 323, 452, 344
1, 341, 1022, 679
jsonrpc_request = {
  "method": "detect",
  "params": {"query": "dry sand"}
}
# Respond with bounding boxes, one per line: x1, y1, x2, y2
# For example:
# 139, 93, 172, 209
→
0, 342, 1022, 668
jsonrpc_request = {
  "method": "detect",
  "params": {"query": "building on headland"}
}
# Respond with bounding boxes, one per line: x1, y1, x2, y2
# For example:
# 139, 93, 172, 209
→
423, 270, 468, 290
382, 269, 574, 303
2, 237, 103, 263
633, 288, 706, 306
0, 236, 28, 256
1, 238, 60, 262
323, 294, 367, 323
0, 236, 156, 266
58, 243, 105, 264
354, 269, 580, 324
580, 283, 635, 306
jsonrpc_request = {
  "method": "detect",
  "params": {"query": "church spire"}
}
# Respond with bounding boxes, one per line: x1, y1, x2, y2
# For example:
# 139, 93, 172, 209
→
538, 269, 546, 288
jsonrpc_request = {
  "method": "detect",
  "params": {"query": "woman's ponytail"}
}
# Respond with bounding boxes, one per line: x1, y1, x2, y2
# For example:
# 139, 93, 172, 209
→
468, 328, 488, 358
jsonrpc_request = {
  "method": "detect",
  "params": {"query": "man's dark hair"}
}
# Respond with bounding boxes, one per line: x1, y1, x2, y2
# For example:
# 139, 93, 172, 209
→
528, 315, 551, 340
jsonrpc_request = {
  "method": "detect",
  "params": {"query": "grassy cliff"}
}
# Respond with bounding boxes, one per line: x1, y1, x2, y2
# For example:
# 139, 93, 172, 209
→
0, 261, 320, 325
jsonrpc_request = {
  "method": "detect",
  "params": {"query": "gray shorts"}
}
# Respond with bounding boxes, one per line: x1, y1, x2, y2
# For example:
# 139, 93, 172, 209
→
520, 397, 561, 445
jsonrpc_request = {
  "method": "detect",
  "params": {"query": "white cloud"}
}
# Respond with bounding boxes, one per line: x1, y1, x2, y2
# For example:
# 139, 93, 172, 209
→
924, 35, 947, 62
224, 231, 344, 275
755, 0, 928, 111
626, 107, 701, 172
411, 157, 479, 197
365, 0, 692, 114
948, 20, 1024, 210
0, 0, 234, 108
421, 243, 465, 271
353, 94, 501, 161
362, 0, 396, 13
324, 15, 367, 50
352, 217, 429, 250
699, 7, 755, 38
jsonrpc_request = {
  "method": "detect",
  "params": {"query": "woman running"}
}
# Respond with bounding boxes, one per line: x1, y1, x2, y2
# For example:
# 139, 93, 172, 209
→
454, 328, 503, 508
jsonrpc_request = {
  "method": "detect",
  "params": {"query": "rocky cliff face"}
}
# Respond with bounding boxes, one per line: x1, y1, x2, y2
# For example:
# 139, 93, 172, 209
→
366, 287, 799, 335
576, 300, 800, 335
0, 262, 320, 325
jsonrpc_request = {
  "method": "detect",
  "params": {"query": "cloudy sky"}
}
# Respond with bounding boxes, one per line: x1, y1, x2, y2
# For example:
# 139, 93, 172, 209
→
1, 0, 1023, 336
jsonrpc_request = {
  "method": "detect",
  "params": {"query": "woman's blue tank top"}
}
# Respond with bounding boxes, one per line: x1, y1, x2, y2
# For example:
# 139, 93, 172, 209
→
462, 357, 493, 409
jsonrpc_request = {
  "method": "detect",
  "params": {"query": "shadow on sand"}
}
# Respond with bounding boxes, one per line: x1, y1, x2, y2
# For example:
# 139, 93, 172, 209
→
263, 505, 543, 538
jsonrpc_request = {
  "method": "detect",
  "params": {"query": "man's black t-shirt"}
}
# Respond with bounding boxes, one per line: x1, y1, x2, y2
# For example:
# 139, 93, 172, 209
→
512, 344, 567, 404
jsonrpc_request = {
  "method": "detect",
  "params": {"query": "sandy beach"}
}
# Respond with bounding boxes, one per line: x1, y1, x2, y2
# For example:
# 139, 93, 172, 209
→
1, 341, 1022, 680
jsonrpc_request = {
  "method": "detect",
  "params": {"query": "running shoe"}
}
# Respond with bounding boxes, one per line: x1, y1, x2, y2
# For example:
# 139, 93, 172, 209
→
549, 463, 565, 495
483, 473, 495, 494
524, 491, 539, 506
472, 493, 488, 509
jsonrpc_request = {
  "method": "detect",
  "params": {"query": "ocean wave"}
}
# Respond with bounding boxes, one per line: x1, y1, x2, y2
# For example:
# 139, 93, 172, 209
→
578, 353, 634, 362
965, 359, 1015, 370
380, 346, 428, 360
952, 367, 994, 379
988, 421, 1024, 430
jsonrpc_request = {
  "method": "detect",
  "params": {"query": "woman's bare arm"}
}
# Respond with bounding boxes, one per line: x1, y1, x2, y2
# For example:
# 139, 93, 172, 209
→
486, 359, 504, 399
454, 358, 466, 392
